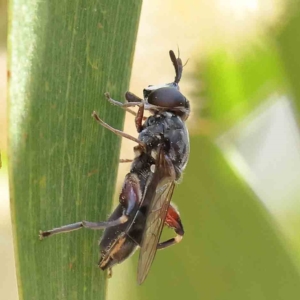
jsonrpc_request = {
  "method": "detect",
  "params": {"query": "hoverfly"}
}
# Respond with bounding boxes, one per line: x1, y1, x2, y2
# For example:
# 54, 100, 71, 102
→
40, 50, 190, 284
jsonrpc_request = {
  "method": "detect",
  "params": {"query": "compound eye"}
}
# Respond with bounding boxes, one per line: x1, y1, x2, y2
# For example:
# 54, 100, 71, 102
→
147, 87, 186, 108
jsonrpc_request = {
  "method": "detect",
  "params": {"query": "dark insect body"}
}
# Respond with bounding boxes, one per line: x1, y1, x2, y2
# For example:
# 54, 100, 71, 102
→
39, 50, 190, 284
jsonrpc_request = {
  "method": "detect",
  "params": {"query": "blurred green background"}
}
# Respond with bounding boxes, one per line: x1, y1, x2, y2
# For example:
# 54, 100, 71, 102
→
3, 0, 300, 299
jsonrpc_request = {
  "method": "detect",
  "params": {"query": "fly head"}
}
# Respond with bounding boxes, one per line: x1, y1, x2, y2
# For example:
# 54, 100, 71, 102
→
143, 50, 190, 120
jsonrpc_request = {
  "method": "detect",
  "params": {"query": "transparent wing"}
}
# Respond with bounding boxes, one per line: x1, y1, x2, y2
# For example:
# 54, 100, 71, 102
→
137, 148, 176, 284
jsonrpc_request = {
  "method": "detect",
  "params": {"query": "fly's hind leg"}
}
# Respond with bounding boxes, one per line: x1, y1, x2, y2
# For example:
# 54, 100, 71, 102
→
157, 203, 184, 250
39, 215, 129, 240
40, 173, 142, 240
119, 173, 142, 215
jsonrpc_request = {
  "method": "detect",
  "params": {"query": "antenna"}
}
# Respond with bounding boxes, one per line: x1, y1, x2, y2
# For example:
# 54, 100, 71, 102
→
169, 50, 183, 84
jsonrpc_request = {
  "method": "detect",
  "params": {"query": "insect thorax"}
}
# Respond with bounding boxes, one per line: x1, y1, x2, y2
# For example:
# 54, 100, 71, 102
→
139, 112, 190, 180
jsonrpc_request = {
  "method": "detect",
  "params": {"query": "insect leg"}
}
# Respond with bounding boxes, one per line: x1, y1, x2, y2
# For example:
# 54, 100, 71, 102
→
157, 233, 183, 250
104, 92, 139, 117
40, 174, 141, 240
122, 107, 139, 117
39, 215, 129, 239
133, 105, 144, 133
105, 92, 145, 109
157, 203, 184, 250
105, 92, 147, 128
119, 159, 133, 163
105, 92, 142, 107
92, 111, 146, 149
119, 173, 142, 215
125, 91, 145, 132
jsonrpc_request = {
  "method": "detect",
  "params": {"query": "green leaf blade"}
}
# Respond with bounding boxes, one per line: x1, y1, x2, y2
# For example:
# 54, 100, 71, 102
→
9, 1, 142, 300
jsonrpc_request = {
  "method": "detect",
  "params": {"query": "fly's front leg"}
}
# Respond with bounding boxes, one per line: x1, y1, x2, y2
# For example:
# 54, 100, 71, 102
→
106, 91, 143, 109
104, 92, 138, 117
157, 203, 184, 250
125, 92, 145, 133
135, 105, 144, 133
104, 91, 143, 108
104, 92, 147, 121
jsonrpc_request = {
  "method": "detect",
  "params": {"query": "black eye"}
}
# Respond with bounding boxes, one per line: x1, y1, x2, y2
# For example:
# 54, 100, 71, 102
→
147, 87, 186, 108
